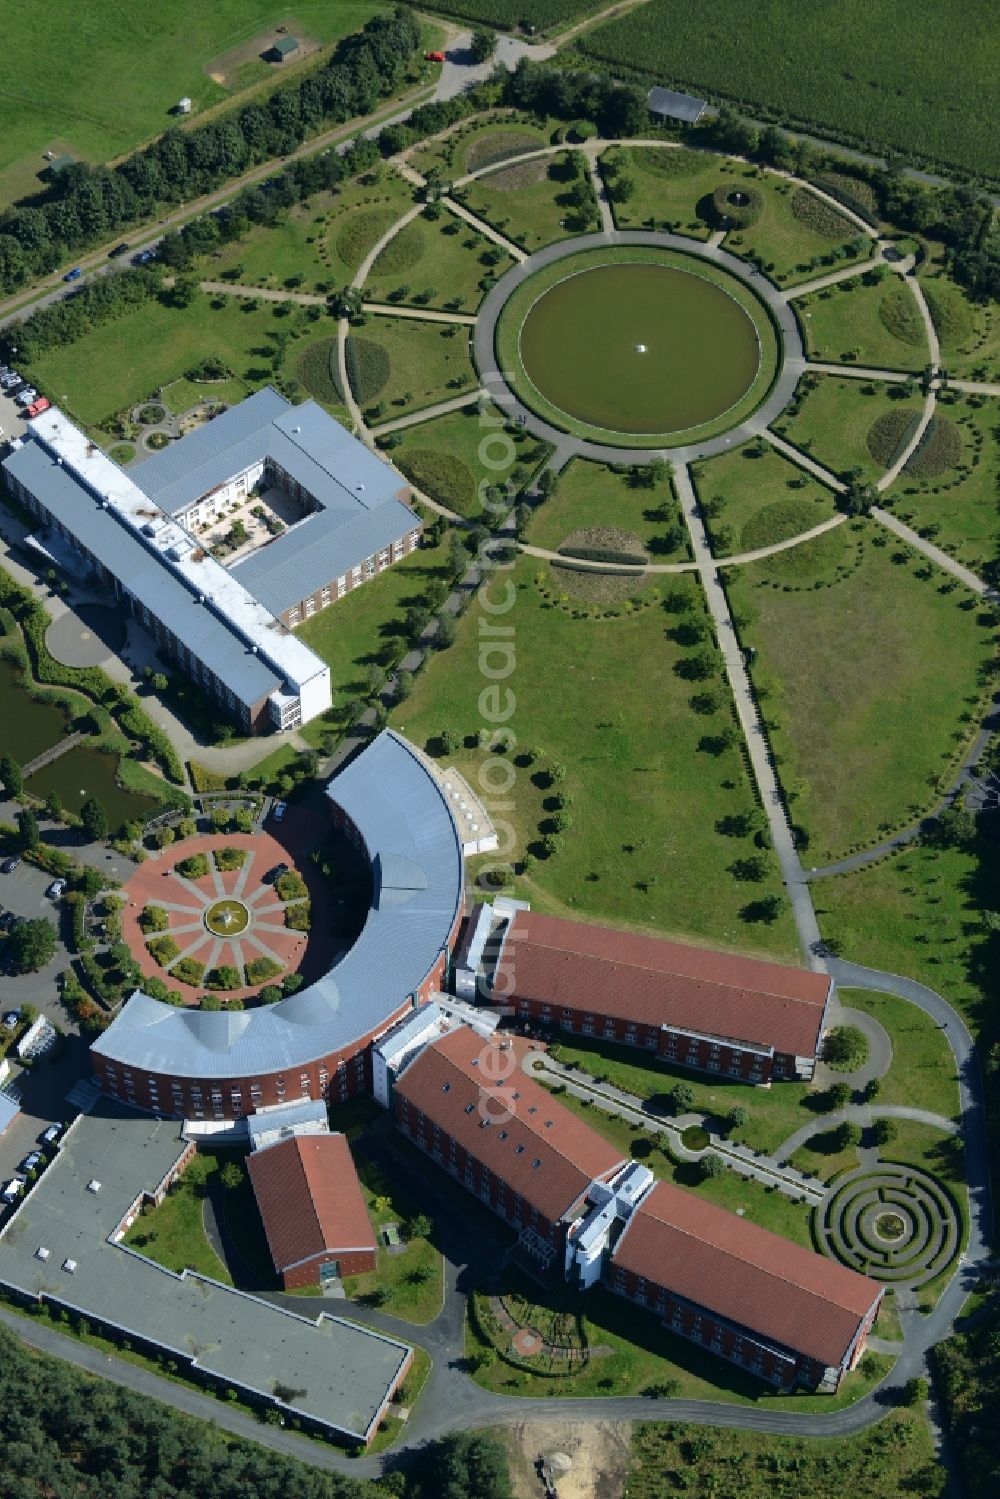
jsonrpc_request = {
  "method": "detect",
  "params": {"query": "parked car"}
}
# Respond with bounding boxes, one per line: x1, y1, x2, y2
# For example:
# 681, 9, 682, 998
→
270, 800, 287, 823
41, 1124, 62, 1146
14, 389, 38, 407
24, 398, 50, 418
425, 50, 445, 61
20, 1152, 42, 1174
108, 242, 130, 258
0, 855, 21, 873
63, 267, 82, 282
132, 249, 156, 265
1, 1179, 24, 1204
265, 862, 290, 884
46, 878, 67, 899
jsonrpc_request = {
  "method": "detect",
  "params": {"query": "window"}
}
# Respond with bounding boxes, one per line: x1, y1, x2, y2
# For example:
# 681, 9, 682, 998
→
514, 1144, 525, 1155
531, 1159, 541, 1169
441, 1082, 451, 1093
288, 607, 301, 626
320, 587, 331, 606
304, 598, 316, 618
465, 1103, 475, 1114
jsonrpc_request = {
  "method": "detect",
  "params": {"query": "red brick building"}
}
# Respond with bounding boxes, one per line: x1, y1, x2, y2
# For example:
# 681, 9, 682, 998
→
248, 1133, 377, 1290
495, 912, 832, 1084
393, 1027, 625, 1264
608, 1180, 882, 1391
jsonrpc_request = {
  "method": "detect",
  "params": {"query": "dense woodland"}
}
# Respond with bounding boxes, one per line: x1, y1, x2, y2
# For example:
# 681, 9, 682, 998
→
934, 1300, 1000, 1499
0, 1325, 511, 1499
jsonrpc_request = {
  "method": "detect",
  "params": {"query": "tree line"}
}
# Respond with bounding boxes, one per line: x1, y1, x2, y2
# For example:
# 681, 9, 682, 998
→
0, 9, 421, 299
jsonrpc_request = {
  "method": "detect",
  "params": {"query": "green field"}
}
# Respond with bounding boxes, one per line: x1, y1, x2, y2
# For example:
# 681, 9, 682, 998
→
601, 145, 728, 239
882, 396, 1000, 575
575, 0, 999, 177
626, 1414, 942, 1499
0, 3, 385, 208
774, 374, 923, 483
458, 151, 589, 252
409, 111, 554, 181
391, 555, 800, 957
525, 458, 689, 559
692, 442, 837, 557
841, 989, 960, 1122
724, 174, 869, 288
123, 1151, 233, 1284
390, 402, 552, 518
798, 272, 930, 371
349, 315, 476, 418
726, 538, 994, 863
363, 208, 514, 311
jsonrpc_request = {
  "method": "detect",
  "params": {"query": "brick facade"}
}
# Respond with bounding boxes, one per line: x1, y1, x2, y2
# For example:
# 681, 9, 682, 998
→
278, 525, 421, 629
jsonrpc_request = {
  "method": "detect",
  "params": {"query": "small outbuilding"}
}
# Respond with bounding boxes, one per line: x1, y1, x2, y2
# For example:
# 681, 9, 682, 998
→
269, 35, 300, 62
248, 1131, 377, 1290
647, 85, 707, 125
176, 97, 192, 115
46, 153, 77, 178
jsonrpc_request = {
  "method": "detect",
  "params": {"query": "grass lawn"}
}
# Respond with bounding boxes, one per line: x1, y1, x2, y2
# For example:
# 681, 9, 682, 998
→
409, 111, 553, 179
725, 173, 870, 288
367, 1345, 432, 1453
774, 373, 924, 484
883, 394, 1000, 575
294, 528, 455, 725
458, 151, 595, 252
841, 988, 960, 1121
692, 442, 837, 558
918, 253, 1000, 380
351, 315, 476, 419
468, 1270, 891, 1409
547, 1032, 816, 1156
601, 144, 728, 239
789, 1135, 861, 1183
160, 375, 250, 415
525, 458, 689, 560
24, 291, 322, 427
798, 272, 930, 371
0, 3, 384, 208
123, 1150, 232, 1284
203, 171, 416, 293
392, 554, 800, 958
390, 402, 552, 518
363, 206, 514, 311
341, 1143, 443, 1324
626, 1411, 942, 1499
726, 536, 995, 862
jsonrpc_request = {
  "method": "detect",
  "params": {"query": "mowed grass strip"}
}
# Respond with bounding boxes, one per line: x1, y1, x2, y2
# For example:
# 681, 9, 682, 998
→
798, 272, 930, 371
692, 441, 837, 557
839, 988, 960, 1121
349, 316, 476, 417
774, 374, 924, 483
391, 556, 800, 958
726, 538, 995, 862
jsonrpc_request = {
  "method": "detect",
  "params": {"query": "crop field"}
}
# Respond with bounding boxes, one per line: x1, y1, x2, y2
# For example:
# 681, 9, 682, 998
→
575, 0, 999, 177
420, 0, 601, 31
726, 536, 995, 863
774, 375, 923, 483
692, 442, 837, 557
0, 3, 384, 208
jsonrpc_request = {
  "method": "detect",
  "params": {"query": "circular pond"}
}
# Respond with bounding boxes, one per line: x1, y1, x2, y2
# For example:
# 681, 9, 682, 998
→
204, 898, 250, 937
517, 262, 760, 436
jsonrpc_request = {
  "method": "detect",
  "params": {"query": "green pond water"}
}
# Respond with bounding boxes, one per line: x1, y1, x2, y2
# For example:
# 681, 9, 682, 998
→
518, 263, 761, 435
0, 657, 158, 830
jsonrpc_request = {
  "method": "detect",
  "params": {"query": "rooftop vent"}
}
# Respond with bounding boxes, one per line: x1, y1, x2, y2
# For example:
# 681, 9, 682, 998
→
35, 1246, 50, 1261
62, 1258, 77, 1274
86, 1179, 101, 1194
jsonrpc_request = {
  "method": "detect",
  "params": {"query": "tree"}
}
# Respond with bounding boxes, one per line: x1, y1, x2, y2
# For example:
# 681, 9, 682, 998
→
862, 1077, 882, 1103
9, 917, 57, 973
44, 789, 63, 821
470, 27, 495, 61
435, 613, 457, 649
872, 1117, 898, 1147
407, 1212, 433, 1240
902, 1376, 928, 1407
17, 806, 39, 851
832, 1120, 862, 1150
80, 797, 109, 842
928, 803, 976, 851
725, 1105, 749, 1134
824, 1024, 870, 1072
412, 1430, 513, 1499
170, 275, 200, 308
438, 728, 459, 755
670, 1081, 695, 1114
258, 984, 282, 1004
700, 1152, 726, 1180
826, 1081, 853, 1111
0, 755, 23, 799
219, 1161, 243, 1190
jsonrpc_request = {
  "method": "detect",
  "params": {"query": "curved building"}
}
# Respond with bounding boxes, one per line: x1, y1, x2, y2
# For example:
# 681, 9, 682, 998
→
91, 732, 465, 1121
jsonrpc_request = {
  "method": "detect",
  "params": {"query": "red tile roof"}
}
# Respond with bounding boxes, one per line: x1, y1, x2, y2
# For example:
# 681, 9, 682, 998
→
393, 1025, 624, 1221
247, 1133, 376, 1274
502, 912, 831, 1058
612, 1180, 879, 1367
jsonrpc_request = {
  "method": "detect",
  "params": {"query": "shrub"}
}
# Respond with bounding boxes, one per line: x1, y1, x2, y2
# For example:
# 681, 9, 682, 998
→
171, 957, 205, 987
824, 1025, 869, 1072
789, 188, 857, 239
284, 902, 311, 932
245, 955, 283, 985
187, 761, 229, 793
275, 870, 308, 901
214, 846, 247, 873
175, 853, 210, 880
147, 935, 180, 967
206, 965, 242, 991
258, 984, 283, 1004
873, 1117, 898, 1147
711, 182, 762, 228
670, 1081, 696, 1114
700, 1152, 726, 1180
140, 905, 169, 933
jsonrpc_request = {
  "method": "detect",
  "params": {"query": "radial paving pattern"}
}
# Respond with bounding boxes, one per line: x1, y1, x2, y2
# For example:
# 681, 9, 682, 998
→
817, 1163, 961, 1288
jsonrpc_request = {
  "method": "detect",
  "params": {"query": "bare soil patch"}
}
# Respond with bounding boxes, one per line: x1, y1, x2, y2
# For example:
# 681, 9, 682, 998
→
501, 1420, 632, 1499
204, 21, 319, 88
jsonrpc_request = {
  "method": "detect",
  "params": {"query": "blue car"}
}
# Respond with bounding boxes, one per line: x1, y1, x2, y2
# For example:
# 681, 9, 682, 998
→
63, 267, 82, 282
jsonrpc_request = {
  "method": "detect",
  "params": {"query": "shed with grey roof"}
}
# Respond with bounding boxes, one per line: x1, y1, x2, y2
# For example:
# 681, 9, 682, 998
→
647, 86, 708, 124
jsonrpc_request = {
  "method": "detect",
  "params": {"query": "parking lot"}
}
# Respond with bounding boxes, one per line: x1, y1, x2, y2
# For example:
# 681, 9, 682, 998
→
0, 385, 27, 447
0, 858, 73, 1020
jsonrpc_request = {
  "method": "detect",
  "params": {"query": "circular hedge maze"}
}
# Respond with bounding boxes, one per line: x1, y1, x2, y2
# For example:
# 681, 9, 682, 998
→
817, 1164, 961, 1288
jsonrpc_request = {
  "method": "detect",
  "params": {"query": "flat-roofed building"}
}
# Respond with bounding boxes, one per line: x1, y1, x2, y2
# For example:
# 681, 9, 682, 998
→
496, 911, 832, 1083
608, 1179, 882, 1391
248, 1132, 376, 1289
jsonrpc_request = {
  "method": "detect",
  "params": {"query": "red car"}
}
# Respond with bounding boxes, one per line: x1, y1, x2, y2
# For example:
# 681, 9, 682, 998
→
425, 50, 445, 62
25, 398, 50, 418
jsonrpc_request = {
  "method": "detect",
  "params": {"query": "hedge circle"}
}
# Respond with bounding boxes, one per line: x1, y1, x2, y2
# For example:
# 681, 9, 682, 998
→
712, 183, 763, 228
816, 1163, 960, 1288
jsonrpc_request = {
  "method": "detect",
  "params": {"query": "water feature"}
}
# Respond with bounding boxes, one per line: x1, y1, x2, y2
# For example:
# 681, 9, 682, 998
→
0, 657, 71, 764
205, 899, 250, 937
518, 262, 761, 436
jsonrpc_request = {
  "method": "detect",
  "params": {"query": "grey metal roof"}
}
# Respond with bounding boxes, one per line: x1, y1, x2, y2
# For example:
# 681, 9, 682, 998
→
246, 1098, 329, 1149
647, 86, 707, 123
132, 387, 416, 617
0, 1100, 409, 1439
3, 440, 281, 706
0, 1094, 19, 1136
93, 730, 464, 1080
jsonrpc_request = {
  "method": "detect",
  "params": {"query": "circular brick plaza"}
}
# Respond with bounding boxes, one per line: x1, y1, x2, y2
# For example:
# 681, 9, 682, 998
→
121, 828, 336, 1003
